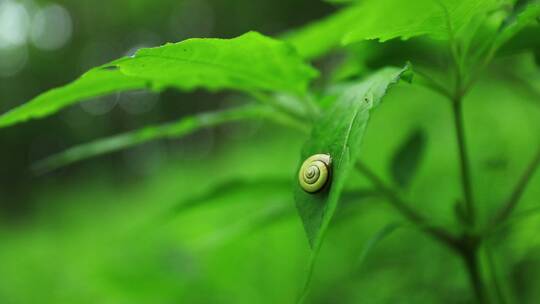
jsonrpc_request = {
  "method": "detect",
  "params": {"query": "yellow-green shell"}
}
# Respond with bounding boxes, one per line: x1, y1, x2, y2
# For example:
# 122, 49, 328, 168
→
298, 154, 332, 193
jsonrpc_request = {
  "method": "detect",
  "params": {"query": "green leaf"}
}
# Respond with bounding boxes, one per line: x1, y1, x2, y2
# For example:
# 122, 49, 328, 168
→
296, 67, 411, 303
32, 105, 299, 173
494, 2, 540, 51
0, 32, 318, 129
283, 0, 499, 59
294, 65, 411, 249
112, 31, 318, 94
342, 0, 499, 44
0, 68, 148, 128
390, 128, 427, 188
285, 0, 496, 59
282, 6, 364, 60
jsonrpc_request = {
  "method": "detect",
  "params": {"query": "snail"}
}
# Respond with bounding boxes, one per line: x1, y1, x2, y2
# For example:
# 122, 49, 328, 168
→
298, 154, 332, 193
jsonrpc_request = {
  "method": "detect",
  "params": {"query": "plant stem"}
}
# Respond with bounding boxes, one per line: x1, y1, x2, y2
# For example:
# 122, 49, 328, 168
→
414, 68, 453, 99
490, 145, 540, 228
451, 96, 489, 301
452, 93, 476, 226
461, 242, 487, 304
485, 243, 508, 304
355, 161, 458, 248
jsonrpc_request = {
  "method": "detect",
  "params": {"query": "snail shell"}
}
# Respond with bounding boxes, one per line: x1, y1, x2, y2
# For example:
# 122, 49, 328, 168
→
298, 154, 332, 193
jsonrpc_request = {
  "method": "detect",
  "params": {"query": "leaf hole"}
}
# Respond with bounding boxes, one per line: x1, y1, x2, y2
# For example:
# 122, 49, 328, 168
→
102, 65, 119, 71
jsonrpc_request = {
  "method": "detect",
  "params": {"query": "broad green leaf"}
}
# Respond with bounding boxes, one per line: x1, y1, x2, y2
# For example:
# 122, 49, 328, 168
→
0, 69, 148, 128
390, 129, 427, 188
283, 6, 363, 60
343, 0, 499, 44
284, 0, 497, 60
33, 105, 302, 173
294, 65, 411, 249
0, 32, 318, 129
296, 65, 410, 304
112, 31, 318, 94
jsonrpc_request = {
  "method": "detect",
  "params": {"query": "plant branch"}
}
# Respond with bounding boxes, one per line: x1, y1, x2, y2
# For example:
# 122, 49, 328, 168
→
441, 3, 477, 227
452, 93, 476, 226
460, 241, 488, 304
249, 91, 307, 122
490, 145, 540, 227
484, 243, 508, 304
354, 161, 458, 248
413, 69, 453, 99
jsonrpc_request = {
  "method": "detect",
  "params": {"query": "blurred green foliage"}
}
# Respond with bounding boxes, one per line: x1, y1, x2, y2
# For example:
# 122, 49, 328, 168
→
0, 0, 540, 303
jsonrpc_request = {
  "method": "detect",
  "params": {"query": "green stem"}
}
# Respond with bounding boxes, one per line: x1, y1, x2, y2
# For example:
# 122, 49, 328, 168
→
355, 162, 458, 248
461, 244, 488, 304
490, 145, 540, 228
485, 244, 508, 304
452, 91, 476, 226
414, 69, 453, 99
249, 91, 307, 122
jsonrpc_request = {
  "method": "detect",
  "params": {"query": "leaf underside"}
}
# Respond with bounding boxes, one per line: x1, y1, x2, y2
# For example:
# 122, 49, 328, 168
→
284, 0, 499, 60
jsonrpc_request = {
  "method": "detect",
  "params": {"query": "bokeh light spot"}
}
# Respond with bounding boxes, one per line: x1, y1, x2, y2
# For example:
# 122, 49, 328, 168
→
30, 3, 72, 50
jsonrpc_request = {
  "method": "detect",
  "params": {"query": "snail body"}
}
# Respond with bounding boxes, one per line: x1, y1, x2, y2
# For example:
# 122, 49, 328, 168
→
298, 154, 332, 193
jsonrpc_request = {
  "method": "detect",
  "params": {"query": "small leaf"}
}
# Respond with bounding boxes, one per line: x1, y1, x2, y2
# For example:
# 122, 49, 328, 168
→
295, 65, 411, 249
0, 32, 318, 129
390, 128, 427, 188
32, 105, 293, 173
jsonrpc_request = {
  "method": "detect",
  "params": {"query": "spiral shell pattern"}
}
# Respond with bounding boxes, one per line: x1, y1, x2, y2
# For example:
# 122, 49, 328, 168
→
298, 154, 332, 193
